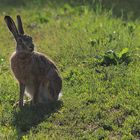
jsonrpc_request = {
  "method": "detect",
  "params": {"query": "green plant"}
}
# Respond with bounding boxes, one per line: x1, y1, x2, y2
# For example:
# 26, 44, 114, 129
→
95, 48, 131, 66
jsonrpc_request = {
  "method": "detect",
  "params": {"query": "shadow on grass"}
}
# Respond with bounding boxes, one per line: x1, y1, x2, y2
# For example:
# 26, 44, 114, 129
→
12, 100, 63, 138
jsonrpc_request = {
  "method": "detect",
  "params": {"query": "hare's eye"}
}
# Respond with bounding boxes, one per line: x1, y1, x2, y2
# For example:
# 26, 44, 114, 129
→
28, 37, 32, 42
18, 38, 23, 42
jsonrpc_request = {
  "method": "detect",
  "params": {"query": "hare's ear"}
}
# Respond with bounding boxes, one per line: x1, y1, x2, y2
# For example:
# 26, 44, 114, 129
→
4, 16, 19, 40
17, 15, 24, 35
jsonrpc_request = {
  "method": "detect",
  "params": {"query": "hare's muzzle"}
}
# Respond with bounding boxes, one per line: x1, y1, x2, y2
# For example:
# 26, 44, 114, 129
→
29, 44, 34, 52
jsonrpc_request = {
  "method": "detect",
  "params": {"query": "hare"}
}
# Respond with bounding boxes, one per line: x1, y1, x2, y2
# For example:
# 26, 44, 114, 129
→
4, 15, 62, 108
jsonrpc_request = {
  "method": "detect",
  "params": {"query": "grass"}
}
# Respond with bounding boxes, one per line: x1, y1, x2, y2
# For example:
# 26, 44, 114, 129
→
0, 0, 140, 139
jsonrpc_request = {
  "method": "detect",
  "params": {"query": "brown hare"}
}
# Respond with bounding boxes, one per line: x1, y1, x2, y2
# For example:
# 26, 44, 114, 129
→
4, 15, 62, 108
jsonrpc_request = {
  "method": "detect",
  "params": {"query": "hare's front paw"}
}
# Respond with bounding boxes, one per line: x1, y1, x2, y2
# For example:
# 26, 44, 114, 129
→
13, 101, 23, 109
13, 101, 19, 108
13, 99, 30, 109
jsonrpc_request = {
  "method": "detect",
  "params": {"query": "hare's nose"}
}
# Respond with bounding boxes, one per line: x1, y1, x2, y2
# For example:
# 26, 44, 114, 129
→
29, 44, 34, 51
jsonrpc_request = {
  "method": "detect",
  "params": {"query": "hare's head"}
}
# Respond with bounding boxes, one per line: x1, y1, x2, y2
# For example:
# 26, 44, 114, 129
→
4, 15, 34, 53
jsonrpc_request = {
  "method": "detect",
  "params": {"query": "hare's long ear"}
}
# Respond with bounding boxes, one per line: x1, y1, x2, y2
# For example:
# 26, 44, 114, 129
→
17, 15, 24, 35
4, 16, 19, 40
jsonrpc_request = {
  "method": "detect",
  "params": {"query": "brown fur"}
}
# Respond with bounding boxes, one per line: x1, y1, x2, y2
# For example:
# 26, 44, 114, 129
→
5, 15, 62, 108
11, 51, 62, 105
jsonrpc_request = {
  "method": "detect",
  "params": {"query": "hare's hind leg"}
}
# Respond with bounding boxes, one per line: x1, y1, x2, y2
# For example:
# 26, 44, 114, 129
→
38, 81, 52, 103
48, 76, 62, 102
38, 77, 62, 104
32, 83, 40, 105
13, 99, 31, 108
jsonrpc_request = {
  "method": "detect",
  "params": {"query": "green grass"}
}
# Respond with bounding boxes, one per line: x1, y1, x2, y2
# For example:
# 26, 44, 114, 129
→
0, 0, 140, 139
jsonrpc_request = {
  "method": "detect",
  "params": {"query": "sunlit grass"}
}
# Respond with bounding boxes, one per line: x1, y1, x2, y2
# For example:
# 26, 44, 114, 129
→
0, 1, 140, 139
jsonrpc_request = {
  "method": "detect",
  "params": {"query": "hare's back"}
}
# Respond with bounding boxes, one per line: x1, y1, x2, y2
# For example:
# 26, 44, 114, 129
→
31, 52, 58, 76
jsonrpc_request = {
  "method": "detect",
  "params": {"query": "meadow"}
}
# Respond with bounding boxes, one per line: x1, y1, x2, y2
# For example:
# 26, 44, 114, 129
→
0, 0, 140, 139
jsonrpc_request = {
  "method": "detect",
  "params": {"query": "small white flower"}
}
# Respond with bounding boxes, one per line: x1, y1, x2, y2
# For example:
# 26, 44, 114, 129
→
1, 58, 4, 62
113, 31, 116, 34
